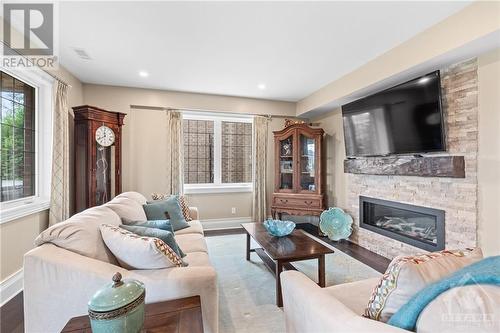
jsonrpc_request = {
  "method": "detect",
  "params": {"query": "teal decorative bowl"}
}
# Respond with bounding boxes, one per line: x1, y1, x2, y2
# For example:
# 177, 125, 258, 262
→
319, 207, 353, 241
263, 219, 296, 237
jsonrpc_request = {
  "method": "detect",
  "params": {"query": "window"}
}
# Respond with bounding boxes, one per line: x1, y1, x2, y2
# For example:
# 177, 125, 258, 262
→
183, 119, 214, 184
183, 113, 253, 193
1, 72, 36, 202
221, 121, 252, 183
0, 68, 53, 223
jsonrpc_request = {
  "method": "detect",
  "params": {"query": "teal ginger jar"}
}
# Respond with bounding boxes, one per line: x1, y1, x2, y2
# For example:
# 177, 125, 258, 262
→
88, 272, 145, 333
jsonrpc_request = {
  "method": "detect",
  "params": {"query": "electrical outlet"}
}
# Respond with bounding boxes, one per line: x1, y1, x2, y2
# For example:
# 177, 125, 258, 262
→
231, 207, 236, 214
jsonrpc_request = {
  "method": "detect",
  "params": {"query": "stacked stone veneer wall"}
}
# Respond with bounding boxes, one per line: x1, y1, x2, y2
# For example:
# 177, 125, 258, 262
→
347, 58, 478, 259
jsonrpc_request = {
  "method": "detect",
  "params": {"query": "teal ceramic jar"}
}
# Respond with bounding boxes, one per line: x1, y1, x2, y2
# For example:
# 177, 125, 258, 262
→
88, 272, 145, 333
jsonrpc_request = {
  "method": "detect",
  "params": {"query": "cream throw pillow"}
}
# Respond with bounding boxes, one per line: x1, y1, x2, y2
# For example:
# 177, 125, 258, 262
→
104, 196, 147, 221
416, 284, 500, 333
34, 206, 121, 264
100, 224, 185, 270
365, 248, 483, 322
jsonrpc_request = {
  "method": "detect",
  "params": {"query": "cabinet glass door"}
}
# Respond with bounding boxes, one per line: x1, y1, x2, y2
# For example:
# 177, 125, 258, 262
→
279, 136, 294, 190
299, 134, 316, 191
95, 144, 112, 205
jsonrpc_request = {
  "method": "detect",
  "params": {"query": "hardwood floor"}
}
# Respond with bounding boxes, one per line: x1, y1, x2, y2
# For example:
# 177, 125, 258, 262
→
0, 291, 24, 333
204, 227, 245, 236
296, 223, 391, 273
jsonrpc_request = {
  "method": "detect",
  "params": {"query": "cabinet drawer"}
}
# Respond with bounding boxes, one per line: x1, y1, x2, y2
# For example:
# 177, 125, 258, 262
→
273, 196, 322, 209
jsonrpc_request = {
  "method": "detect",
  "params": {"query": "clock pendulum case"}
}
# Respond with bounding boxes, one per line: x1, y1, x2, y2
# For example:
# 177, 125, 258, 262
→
73, 105, 126, 213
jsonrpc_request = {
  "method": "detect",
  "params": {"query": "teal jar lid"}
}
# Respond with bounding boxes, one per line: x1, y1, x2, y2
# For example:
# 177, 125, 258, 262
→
88, 272, 145, 312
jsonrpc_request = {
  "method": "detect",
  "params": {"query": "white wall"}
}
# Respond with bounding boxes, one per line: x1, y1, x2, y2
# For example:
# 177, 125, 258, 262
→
477, 48, 500, 257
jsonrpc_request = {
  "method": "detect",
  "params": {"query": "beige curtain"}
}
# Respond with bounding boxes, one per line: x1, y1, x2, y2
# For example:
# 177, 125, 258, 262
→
165, 110, 184, 195
252, 116, 268, 222
49, 81, 70, 225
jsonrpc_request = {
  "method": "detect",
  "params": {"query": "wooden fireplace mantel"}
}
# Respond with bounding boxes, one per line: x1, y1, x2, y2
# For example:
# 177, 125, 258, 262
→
344, 155, 465, 178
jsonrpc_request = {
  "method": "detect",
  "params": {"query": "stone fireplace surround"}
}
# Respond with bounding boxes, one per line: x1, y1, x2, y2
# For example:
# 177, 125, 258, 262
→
346, 58, 478, 259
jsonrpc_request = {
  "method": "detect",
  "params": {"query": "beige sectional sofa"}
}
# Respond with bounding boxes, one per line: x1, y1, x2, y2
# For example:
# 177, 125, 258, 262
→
24, 192, 218, 333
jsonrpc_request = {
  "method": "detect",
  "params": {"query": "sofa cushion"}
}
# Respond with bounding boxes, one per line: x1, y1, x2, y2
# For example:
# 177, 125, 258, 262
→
175, 233, 208, 253
120, 225, 186, 258
34, 206, 120, 264
416, 284, 500, 333
365, 248, 483, 322
114, 191, 148, 205
143, 196, 189, 231
100, 224, 186, 269
183, 251, 212, 267
326, 277, 380, 315
105, 196, 147, 222
174, 219, 204, 235
151, 193, 192, 221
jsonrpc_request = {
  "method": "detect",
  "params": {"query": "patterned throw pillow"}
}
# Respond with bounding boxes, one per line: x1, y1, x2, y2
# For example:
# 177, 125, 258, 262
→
100, 224, 186, 269
151, 193, 192, 221
365, 248, 483, 322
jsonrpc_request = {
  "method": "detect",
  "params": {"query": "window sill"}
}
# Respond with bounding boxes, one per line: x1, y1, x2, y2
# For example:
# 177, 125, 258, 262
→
0, 198, 50, 225
184, 185, 253, 194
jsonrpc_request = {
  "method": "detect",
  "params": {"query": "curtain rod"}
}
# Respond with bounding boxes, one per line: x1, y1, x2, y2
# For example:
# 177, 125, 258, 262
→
1, 40, 73, 88
129, 104, 300, 120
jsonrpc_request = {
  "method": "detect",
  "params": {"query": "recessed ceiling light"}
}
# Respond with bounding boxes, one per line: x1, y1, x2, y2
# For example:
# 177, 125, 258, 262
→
257, 83, 266, 90
139, 71, 149, 77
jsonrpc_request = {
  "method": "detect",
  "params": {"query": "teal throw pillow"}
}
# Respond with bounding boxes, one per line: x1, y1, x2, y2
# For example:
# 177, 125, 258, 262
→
143, 195, 189, 231
119, 224, 186, 259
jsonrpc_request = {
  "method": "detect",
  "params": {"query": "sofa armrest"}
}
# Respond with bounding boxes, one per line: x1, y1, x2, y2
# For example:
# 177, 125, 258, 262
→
281, 271, 409, 333
189, 206, 199, 220
130, 266, 218, 333
24, 244, 218, 333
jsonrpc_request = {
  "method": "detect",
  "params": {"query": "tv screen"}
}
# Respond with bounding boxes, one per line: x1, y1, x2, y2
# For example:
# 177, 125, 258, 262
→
342, 71, 445, 157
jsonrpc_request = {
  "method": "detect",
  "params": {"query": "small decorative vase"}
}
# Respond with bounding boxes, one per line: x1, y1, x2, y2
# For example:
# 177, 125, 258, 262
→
88, 272, 145, 333
263, 219, 296, 237
319, 207, 353, 241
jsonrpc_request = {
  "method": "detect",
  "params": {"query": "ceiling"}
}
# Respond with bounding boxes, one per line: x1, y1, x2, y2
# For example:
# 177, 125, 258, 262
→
59, 1, 471, 102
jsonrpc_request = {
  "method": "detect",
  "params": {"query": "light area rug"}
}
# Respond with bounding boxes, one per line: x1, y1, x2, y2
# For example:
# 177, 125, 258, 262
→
206, 232, 381, 333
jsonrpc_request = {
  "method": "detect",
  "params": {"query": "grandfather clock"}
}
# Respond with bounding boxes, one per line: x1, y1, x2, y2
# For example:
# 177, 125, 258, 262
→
73, 105, 126, 213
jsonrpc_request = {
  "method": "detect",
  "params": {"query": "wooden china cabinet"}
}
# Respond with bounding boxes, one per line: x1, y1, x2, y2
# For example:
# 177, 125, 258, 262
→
271, 123, 325, 219
73, 105, 126, 213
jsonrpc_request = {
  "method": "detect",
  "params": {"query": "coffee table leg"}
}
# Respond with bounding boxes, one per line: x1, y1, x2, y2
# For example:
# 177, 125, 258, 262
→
318, 255, 326, 288
246, 233, 251, 261
276, 260, 284, 307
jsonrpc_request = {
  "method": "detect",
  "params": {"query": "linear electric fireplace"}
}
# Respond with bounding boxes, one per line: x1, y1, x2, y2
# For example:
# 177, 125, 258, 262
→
359, 196, 445, 251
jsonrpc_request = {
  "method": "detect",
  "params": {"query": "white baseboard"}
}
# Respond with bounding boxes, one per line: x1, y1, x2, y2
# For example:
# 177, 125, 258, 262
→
1, 269, 23, 306
201, 217, 252, 230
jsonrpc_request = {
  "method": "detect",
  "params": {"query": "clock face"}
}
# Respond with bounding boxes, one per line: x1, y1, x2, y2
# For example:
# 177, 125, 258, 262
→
95, 125, 115, 147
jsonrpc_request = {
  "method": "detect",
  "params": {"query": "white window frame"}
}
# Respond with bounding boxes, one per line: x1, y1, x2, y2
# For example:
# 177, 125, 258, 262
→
0, 66, 54, 224
182, 111, 253, 194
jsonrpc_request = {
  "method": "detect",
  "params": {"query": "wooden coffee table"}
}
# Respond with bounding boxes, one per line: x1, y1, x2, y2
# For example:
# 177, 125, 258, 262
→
61, 296, 203, 333
242, 222, 334, 307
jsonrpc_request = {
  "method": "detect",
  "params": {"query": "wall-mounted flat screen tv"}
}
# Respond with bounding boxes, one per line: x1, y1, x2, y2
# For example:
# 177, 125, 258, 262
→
342, 71, 445, 157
